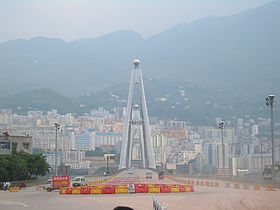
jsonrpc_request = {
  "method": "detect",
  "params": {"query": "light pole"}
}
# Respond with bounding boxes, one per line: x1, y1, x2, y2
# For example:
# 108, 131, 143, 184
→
219, 121, 225, 176
266, 95, 275, 181
54, 122, 60, 176
106, 155, 109, 175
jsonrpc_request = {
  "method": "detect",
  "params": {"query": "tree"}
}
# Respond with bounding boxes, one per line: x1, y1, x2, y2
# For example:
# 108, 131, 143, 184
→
0, 152, 49, 181
33, 154, 49, 178
0, 156, 9, 181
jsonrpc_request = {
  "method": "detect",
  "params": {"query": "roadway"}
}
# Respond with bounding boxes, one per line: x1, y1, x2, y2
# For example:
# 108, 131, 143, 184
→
1, 169, 280, 210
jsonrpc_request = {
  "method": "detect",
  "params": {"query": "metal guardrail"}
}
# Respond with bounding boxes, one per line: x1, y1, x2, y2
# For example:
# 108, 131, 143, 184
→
152, 197, 168, 210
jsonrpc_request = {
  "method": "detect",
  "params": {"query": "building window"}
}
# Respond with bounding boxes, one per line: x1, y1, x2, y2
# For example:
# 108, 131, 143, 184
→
0, 142, 10, 150
23, 143, 30, 150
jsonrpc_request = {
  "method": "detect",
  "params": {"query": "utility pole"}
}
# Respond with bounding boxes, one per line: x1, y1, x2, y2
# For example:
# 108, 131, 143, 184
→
266, 95, 275, 181
106, 155, 109, 174
54, 122, 60, 176
219, 121, 225, 176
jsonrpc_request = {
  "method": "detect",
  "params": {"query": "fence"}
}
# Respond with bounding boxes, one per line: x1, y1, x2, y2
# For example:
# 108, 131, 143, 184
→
152, 197, 168, 210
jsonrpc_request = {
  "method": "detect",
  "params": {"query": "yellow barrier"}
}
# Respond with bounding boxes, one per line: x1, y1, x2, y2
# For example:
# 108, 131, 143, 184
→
185, 185, 194, 192
253, 185, 261, 190
148, 184, 160, 193
91, 186, 103, 194
170, 185, 180, 193
243, 184, 249, 190
72, 188, 81, 195
9, 187, 20, 192
225, 183, 230, 188
60, 187, 67, 194
115, 185, 128, 194
234, 183, 240, 189
266, 185, 277, 191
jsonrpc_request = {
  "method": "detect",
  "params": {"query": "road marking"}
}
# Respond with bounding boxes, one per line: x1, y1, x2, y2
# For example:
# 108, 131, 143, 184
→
0, 200, 28, 207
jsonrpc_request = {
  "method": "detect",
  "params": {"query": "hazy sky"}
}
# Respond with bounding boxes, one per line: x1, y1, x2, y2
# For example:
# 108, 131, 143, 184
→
0, 0, 274, 43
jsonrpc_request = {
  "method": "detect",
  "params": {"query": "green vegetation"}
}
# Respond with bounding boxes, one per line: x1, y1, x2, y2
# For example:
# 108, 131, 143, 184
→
85, 148, 104, 157
0, 152, 49, 181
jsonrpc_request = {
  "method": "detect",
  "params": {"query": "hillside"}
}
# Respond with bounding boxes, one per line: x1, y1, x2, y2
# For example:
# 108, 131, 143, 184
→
0, 79, 275, 125
0, 1, 279, 98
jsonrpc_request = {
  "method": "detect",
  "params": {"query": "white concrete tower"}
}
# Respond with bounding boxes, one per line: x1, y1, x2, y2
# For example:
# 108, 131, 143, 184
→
119, 59, 156, 169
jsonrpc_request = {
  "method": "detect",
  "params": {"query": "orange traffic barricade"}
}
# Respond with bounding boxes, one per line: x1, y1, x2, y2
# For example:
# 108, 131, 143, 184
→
72, 188, 81, 195
148, 184, 160, 193
115, 185, 128, 194
60, 187, 67, 194
185, 185, 194, 192
170, 184, 180, 193
91, 186, 103, 194
189, 185, 194, 192
254, 185, 261, 190
160, 184, 171, 193
80, 186, 91, 194
102, 185, 115, 194
179, 185, 186, 192
135, 184, 148, 193
65, 187, 73, 194
234, 183, 240, 189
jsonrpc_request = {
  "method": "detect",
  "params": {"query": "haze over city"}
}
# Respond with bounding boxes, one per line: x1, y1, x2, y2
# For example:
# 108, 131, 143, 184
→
0, 0, 274, 42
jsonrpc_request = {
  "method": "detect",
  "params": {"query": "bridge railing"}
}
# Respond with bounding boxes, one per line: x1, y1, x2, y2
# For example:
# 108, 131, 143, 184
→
152, 196, 168, 210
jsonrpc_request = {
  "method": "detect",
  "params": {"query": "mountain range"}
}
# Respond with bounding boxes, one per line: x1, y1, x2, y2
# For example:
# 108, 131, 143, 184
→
0, 1, 279, 124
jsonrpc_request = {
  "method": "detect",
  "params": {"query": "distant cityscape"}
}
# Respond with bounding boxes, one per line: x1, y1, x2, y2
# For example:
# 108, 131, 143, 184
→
1, 106, 279, 177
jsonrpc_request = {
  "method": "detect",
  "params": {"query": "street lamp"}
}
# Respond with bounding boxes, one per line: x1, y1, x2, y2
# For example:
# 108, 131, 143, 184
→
265, 95, 275, 180
219, 121, 225, 176
54, 122, 60, 176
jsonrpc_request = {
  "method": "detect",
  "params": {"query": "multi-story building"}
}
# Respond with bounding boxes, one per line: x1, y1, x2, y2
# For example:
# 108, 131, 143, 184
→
94, 132, 122, 150
75, 130, 95, 150
0, 134, 32, 155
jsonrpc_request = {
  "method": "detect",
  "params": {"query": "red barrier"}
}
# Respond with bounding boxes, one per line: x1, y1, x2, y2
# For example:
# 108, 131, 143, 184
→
102, 185, 115, 194
135, 184, 148, 193
190, 185, 194, 192
160, 185, 171, 193
179, 185, 186, 192
65, 187, 73, 194
80, 187, 91, 194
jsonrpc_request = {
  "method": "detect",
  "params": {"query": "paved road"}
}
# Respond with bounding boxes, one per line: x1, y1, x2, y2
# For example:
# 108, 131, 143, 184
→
1, 169, 280, 210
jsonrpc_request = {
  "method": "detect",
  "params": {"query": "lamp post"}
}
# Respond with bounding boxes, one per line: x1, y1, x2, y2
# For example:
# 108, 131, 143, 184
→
265, 95, 275, 180
106, 155, 109, 175
219, 121, 225, 176
54, 122, 60, 176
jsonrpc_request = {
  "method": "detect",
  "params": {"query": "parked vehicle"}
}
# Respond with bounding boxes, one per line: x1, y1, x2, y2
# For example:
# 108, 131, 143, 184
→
44, 179, 53, 192
145, 171, 153, 179
1, 182, 10, 191
104, 171, 110, 176
44, 176, 70, 192
72, 176, 87, 187
158, 171, 164, 180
